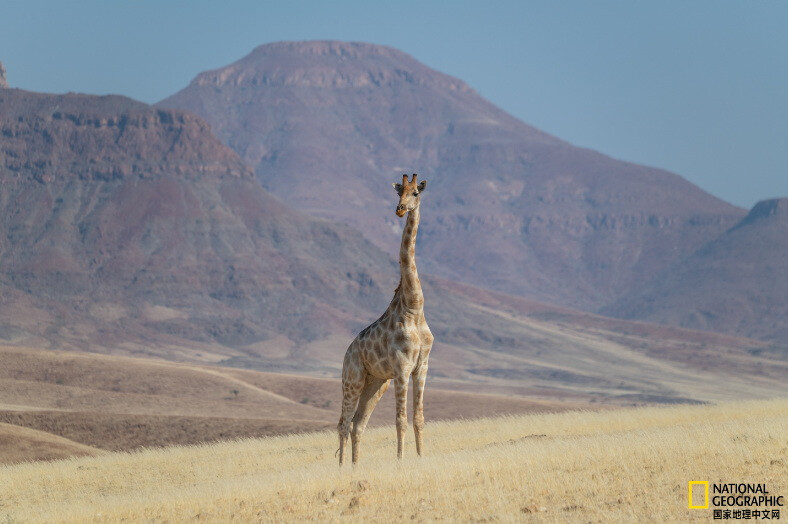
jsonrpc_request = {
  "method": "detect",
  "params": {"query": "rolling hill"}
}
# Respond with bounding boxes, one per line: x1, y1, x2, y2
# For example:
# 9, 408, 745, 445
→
0, 423, 105, 465
0, 344, 574, 464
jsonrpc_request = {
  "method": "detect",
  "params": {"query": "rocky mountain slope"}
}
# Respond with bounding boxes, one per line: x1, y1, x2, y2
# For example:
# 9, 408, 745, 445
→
1, 87, 782, 402
604, 198, 788, 342
159, 40, 747, 311
0, 88, 396, 356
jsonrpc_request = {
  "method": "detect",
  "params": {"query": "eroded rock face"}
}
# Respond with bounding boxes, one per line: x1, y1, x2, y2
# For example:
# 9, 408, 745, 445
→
0, 62, 8, 88
160, 40, 746, 311
0, 89, 395, 354
1, 91, 248, 182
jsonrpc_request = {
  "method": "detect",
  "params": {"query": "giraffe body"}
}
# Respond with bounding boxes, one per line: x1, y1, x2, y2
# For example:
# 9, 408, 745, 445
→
338, 174, 433, 465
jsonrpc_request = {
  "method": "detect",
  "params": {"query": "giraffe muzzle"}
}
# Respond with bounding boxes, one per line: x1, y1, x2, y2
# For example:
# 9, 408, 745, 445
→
396, 205, 407, 217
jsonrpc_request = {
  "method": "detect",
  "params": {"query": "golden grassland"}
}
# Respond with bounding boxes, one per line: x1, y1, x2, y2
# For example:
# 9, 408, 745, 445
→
1, 399, 785, 523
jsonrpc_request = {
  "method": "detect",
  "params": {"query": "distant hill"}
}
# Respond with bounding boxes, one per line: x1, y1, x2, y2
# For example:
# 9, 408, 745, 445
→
604, 198, 788, 342
159, 40, 746, 311
0, 88, 396, 355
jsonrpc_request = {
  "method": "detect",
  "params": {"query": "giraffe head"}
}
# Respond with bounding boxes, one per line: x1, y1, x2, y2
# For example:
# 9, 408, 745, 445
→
393, 173, 427, 217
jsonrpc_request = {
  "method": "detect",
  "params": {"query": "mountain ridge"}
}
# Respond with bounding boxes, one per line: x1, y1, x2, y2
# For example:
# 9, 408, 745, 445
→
0, 88, 397, 353
159, 40, 747, 313
603, 197, 788, 341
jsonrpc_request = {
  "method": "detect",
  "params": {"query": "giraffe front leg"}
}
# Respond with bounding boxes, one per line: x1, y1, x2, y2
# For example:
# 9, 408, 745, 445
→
412, 362, 428, 456
394, 373, 409, 459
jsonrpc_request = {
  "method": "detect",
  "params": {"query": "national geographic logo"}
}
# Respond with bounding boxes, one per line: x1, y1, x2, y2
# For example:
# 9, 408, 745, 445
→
689, 482, 784, 520
690, 481, 710, 509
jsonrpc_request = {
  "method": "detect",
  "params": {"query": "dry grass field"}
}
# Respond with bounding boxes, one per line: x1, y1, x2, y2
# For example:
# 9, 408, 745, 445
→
1, 399, 785, 522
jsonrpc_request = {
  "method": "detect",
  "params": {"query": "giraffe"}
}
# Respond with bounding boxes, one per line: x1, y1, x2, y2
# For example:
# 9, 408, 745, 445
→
337, 173, 434, 465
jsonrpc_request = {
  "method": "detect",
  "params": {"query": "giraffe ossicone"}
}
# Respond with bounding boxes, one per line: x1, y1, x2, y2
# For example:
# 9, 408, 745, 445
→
337, 173, 434, 465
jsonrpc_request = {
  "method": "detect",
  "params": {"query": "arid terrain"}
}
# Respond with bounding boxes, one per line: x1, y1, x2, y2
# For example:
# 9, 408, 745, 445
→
0, 344, 578, 465
0, 42, 785, 511
2, 399, 784, 522
1, 337, 785, 467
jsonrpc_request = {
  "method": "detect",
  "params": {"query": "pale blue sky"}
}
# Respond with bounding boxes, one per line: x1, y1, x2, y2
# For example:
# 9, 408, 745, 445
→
1, 1, 786, 209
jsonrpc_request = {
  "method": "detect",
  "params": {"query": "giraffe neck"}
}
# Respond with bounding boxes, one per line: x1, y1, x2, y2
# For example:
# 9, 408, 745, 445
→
397, 205, 423, 311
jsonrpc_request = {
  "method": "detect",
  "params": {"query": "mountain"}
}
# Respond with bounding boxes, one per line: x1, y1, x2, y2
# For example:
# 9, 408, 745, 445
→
0, 87, 784, 404
0, 88, 395, 356
159, 40, 746, 311
604, 198, 788, 342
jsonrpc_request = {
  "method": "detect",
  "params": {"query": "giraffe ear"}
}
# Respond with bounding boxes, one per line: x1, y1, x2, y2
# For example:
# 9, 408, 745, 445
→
417, 180, 427, 192
393, 182, 403, 195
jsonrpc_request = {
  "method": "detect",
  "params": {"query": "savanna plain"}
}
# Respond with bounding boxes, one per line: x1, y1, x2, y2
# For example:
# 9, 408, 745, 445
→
1, 399, 785, 523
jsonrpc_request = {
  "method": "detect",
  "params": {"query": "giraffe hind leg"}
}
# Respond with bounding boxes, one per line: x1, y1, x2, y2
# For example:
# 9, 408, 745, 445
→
351, 376, 390, 464
338, 379, 363, 466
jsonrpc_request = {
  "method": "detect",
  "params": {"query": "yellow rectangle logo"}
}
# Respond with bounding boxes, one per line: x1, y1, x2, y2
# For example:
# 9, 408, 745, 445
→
689, 481, 709, 509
